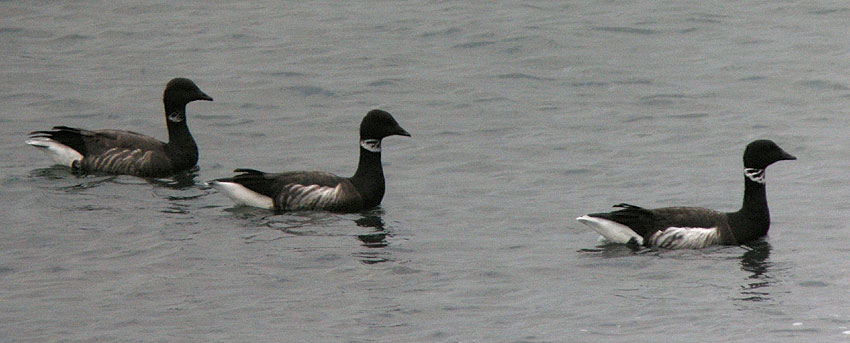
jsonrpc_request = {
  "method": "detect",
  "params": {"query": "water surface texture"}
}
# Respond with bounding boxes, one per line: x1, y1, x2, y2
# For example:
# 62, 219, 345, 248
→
2, 1, 849, 342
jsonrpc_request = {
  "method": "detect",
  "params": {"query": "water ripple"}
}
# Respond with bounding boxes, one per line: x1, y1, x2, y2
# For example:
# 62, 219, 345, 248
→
592, 26, 660, 35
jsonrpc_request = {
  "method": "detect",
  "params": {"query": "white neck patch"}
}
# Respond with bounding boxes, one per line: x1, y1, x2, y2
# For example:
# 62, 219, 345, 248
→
360, 139, 381, 152
167, 111, 184, 123
745, 168, 765, 184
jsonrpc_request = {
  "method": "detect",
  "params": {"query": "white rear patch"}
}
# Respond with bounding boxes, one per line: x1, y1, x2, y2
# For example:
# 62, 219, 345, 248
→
26, 137, 84, 167
648, 227, 721, 249
576, 215, 644, 245
209, 181, 274, 209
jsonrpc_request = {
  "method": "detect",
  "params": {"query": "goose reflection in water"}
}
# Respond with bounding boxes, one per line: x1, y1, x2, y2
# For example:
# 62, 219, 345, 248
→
31, 164, 201, 191
150, 167, 200, 189
355, 210, 392, 264
738, 240, 773, 302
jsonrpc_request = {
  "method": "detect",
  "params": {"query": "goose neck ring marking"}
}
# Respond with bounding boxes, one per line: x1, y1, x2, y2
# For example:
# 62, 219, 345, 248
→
360, 139, 381, 152
745, 168, 765, 184
167, 111, 185, 122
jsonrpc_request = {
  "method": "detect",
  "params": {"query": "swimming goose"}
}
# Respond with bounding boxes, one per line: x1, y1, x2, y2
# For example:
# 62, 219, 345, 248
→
210, 109, 410, 213
577, 140, 796, 249
26, 78, 213, 178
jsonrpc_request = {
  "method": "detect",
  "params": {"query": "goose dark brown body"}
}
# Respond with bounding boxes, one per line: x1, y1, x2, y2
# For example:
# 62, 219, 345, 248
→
27, 78, 212, 178
211, 109, 410, 213
577, 140, 796, 249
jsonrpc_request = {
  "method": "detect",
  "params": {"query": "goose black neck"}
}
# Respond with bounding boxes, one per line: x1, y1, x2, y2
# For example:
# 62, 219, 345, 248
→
350, 147, 385, 209
740, 174, 768, 214
163, 102, 193, 142
163, 102, 198, 167
733, 175, 770, 239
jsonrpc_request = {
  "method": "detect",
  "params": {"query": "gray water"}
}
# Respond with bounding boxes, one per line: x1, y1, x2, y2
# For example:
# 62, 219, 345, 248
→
2, 1, 849, 342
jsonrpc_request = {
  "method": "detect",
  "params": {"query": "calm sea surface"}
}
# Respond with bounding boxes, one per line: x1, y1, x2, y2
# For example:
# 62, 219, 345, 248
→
2, 1, 850, 342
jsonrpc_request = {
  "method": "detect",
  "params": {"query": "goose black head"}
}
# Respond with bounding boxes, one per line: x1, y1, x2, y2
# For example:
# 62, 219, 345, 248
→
359, 109, 411, 140
163, 78, 213, 122
743, 139, 796, 169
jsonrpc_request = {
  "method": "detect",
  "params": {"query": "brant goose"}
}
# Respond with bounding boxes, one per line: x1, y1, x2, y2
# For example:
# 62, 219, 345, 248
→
26, 78, 212, 178
210, 109, 410, 213
577, 140, 796, 249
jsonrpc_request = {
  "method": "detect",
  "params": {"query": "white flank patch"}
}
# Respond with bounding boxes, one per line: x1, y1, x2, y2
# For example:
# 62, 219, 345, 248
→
26, 137, 83, 167
286, 184, 343, 209
209, 181, 274, 209
648, 227, 721, 249
576, 215, 644, 245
